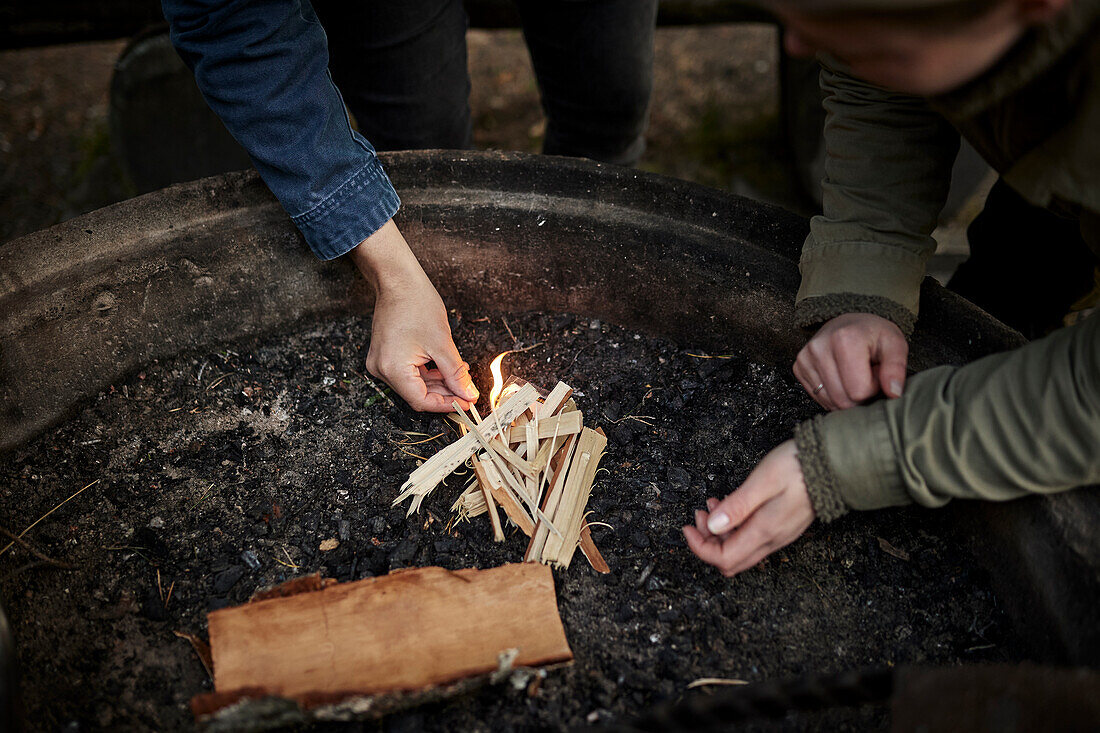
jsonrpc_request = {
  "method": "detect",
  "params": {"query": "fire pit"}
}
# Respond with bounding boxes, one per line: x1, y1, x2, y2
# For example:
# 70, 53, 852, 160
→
1, 151, 1097, 729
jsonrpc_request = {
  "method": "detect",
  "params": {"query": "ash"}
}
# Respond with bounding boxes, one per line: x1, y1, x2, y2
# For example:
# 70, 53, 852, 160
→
0, 311, 1026, 731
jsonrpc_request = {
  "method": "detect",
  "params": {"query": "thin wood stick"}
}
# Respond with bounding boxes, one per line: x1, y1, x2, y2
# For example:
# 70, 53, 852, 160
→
506, 411, 582, 442
525, 434, 578, 562
471, 455, 504, 541
0, 479, 100, 558
452, 404, 538, 480
394, 385, 538, 512
480, 459, 535, 535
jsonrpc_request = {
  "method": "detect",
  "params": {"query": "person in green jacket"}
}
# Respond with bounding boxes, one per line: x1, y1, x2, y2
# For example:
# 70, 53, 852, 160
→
685, 0, 1100, 576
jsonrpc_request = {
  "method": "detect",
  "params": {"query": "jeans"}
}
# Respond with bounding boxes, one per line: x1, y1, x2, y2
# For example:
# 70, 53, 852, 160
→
314, 0, 657, 166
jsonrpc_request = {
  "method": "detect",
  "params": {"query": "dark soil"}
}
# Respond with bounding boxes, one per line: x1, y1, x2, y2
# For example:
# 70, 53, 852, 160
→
0, 311, 1027, 731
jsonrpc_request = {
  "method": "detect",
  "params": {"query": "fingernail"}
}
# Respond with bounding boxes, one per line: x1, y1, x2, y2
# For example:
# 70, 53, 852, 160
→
464, 380, 479, 400
890, 380, 903, 397
707, 512, 731, 534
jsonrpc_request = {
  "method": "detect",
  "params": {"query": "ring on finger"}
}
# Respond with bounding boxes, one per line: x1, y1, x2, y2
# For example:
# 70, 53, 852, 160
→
813, 383, 826, 395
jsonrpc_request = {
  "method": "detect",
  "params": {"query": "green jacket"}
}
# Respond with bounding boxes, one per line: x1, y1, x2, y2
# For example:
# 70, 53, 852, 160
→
793, 0, 1100, 519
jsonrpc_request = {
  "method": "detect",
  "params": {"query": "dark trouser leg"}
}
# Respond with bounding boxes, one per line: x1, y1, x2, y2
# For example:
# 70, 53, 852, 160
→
311, 0, 472, 151
514, 0, 657, 166
947, 179, 1095, 339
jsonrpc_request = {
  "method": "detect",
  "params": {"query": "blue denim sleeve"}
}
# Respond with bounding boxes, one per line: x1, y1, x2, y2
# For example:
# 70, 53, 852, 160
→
161, 0, 400, 260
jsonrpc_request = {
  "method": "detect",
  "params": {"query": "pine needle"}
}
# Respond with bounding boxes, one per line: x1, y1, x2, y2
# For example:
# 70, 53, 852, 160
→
0, 479, 100, 558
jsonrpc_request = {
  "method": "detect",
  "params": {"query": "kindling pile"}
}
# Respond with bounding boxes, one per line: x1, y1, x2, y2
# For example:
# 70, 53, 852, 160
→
394, 380, 610, 572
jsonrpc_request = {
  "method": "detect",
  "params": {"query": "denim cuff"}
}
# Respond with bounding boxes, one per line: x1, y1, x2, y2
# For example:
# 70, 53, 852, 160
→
291, 157, 402, 261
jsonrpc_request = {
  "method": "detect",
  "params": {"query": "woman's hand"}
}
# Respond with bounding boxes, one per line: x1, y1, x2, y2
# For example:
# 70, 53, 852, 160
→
683, 440, 815, 577
350, 220, 479, 412
793, 313, 908, 410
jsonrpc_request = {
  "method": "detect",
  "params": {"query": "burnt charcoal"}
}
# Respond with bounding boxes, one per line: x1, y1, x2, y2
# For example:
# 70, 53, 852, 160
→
0, 310, 1028, 731
212, 566, 245, 594
389, 538, 418, 569
240, 550, 261, 570
667, 466, 691, 488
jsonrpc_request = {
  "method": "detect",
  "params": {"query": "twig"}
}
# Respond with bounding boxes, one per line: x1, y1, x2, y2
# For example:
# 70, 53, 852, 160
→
164, 580, 176, 608
394, 432, 445, 446
188, 484, 215, 510
205, 372, 235, 390
0, 479, 100, 558
569, 339, 602, 370
393, 444, 430, 462
502, 317, 518, 344
685, 352, 734, 359
687, 677, 749, 689
0, 525, 75, 570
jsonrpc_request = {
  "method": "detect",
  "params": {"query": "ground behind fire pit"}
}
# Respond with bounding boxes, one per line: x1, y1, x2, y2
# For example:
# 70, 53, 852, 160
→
0, 311, 1027, 731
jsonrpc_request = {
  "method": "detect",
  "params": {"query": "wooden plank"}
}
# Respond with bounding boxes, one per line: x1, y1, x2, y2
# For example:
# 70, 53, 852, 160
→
506, 411, 582, 443
525, 417, 538, 519
207, 564, 572, 700
470, 455, 504, 542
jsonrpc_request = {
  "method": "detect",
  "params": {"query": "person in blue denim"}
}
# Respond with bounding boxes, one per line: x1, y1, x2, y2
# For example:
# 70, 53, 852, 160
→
161, 0, 657, 412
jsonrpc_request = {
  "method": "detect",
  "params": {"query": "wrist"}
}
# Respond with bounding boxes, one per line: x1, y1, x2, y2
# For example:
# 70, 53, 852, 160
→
348, 220, 427, 294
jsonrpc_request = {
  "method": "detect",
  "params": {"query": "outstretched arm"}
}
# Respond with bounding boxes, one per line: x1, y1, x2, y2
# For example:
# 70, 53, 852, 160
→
687, 313, 1100, 576
162, 0, 477, 411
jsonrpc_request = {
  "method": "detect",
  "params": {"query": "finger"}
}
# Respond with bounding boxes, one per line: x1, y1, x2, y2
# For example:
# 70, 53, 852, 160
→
706, 497, 719, 512
814, 353, 853, 410
799, 356, 836, 410
874, 333, 909, 399
695, 509, 713, 539
682, 525, 726, 567
705, 469, 785, 536
418, 365, 445, 382
792, 357, 816, 397
422, 378, 467, 402
833, 338, 878, 403
384, 362, 437, 412
721, 539, 777, 578
429, 339, 479, 402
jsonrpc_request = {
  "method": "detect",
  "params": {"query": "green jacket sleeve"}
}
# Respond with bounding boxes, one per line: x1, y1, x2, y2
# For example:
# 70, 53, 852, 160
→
797, 59, 961, 335
794, 313, 1100, 520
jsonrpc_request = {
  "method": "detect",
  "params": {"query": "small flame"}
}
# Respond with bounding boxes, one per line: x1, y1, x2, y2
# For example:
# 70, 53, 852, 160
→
488, 352, 508, 410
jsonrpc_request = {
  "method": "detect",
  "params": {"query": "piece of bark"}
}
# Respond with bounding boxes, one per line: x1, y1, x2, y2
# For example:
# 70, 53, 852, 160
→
203, 564, 572, 706
249, 572, 336, 602
471, 455, 504, 541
